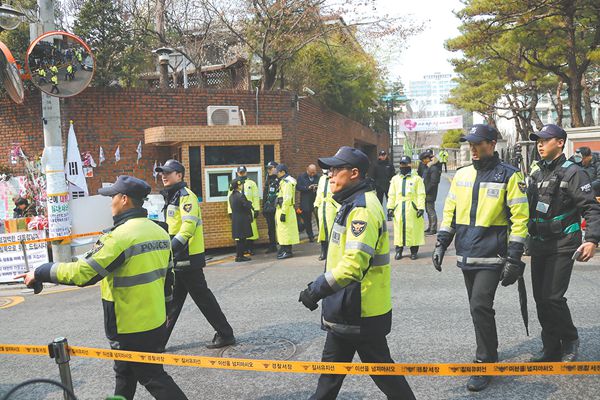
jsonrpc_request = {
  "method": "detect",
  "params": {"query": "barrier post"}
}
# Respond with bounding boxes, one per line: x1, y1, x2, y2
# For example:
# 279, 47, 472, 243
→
48, 337, 75, 400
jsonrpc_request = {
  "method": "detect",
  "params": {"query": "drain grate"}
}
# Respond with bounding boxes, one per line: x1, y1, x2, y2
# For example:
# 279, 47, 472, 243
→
219, 337, 296, 360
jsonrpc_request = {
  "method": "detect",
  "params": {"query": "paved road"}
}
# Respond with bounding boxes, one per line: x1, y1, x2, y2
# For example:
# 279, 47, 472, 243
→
1, 172, 600, 399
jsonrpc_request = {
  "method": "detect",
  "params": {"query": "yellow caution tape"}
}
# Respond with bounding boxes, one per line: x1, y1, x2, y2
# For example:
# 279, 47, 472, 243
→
2, 343, 600, 376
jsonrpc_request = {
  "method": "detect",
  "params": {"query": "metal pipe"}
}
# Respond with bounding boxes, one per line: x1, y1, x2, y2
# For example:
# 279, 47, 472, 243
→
48, 337, 75, 400
255, 87, 259, 125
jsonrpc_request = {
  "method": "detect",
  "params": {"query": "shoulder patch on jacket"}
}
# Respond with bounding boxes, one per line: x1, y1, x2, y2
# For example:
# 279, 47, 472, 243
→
183, 203, 192, 212
351, 220, 367, 237
518, 182, 527, 194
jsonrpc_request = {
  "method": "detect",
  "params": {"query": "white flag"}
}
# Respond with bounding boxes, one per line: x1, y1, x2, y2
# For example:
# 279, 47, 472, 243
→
99, 146, 105, 165
64, 122, 89, 196
153, 160, 158, 182
136, 141, 142, 164
115, 146, 120, 164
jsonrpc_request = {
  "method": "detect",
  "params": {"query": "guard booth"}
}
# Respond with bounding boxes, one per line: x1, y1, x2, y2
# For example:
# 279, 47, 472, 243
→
144, 125, 282, 249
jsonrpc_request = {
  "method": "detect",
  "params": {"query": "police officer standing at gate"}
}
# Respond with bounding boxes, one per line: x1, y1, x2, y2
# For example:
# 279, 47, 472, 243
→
156, 160, 235, 349
263, 161, 280, 254
313, 168, 338, 261
528, 124, 600, 362
433, 125, 529, 392
228, 166, 260, 255
298, 146, 415, 400
275, 163, 300, 259
16, 176, 188, 400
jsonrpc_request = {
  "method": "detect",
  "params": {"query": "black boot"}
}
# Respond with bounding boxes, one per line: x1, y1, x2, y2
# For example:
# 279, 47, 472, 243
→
410, 246, 418, 260
278, 245, 293, 259
394, 246, 403, 260
467, 375, 491, 392
265, 244, 278, 254
561, 338, 580, 362
206, 332, 236, 349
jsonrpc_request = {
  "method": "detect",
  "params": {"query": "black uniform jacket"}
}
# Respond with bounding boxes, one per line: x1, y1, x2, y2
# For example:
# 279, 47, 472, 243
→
229, 190, 254, 240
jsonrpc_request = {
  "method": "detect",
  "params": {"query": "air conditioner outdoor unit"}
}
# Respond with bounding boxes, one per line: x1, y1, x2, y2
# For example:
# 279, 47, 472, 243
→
207, 106, 241, 126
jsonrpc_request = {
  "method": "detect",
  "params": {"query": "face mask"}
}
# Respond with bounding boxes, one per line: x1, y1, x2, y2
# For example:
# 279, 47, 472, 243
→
399, 167, 411, 175
322, 169, 328, 175
573, 153, 583, 164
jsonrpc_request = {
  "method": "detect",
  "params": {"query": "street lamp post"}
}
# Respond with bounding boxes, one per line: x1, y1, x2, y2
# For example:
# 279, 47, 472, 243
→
0, 2, 25, 31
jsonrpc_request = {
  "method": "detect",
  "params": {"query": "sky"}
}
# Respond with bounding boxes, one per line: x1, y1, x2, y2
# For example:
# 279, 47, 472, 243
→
374, 0, 465, 85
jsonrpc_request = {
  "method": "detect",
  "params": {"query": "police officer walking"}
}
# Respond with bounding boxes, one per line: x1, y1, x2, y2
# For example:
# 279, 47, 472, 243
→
16, 176, 188, 400
313, 168, 338, 261
433, 125, 529, 392
298, 146, 415, 400
388, 156, 425, 260
528, 124, 600, 362
275, 163, 300, 259
228, 166, 260, 255
156, 160, 235, 349
263, 161, 280, 253
420, 150, 442, 235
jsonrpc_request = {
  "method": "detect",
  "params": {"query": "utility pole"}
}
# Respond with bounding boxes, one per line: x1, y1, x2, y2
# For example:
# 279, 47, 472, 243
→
34, 0, 72, 262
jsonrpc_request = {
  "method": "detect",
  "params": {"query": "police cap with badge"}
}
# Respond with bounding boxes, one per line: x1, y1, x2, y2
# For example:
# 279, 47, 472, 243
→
318, 146, 370, 173
460, 124, 499, 143
154, 159, 185, 174
98, 175, 151, 201
529, 124, 567, 141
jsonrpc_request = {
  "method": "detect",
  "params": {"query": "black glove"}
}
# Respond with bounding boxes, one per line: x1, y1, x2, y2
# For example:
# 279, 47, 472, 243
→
387, 209, 394, 221
171, 238, 185, 262
298, 283, 319, 311
276, 197, 283, 206
432, 242, 445, 272
254, 210, 259, 219
416, 209, 424, 218
500, 258, 525, 287
280, 214, 286, 222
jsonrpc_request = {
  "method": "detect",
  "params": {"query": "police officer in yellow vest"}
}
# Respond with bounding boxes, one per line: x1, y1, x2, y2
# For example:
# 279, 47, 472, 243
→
16, 176, 188, 400
275, 163, 300, 259
388, 156, 425, 260
50, 74, 59, 94
439, 147, 449, 172
433, 125, 529, 392
37, 67, 47, 84
156, 160, 235, 349
299, 146, 416, 400
227, 165, 259, 255
313, 170, 339, 261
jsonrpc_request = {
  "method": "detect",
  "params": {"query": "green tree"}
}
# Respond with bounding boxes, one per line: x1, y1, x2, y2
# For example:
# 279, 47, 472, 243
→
73, 0, 142, 86
441, 129, 463, 149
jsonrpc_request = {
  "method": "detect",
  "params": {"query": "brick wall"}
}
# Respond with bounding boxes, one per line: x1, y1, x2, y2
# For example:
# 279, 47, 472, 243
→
0, 87, 387, 248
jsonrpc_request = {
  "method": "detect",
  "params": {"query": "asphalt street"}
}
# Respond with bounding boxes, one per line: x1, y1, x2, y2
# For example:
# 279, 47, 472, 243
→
1, 173, 600, 399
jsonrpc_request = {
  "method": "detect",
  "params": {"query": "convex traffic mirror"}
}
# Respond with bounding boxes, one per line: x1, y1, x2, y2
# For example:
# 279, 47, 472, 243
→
26, 31, 94, 98
0, 40, 24, 104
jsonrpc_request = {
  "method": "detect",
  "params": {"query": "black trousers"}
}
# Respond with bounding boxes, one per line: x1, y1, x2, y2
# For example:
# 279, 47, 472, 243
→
112, 324, 187, 400
463, 268, 501, 363
310, 332, 415, 400
531, 252, 578, 350
302, 207, 315, 239
441, 162, 447, 172
376, 188, 387, 204
264, 212, 277, 246
165, 268, 234, 344
425, 200, 437, 231
236, 238, 247, 257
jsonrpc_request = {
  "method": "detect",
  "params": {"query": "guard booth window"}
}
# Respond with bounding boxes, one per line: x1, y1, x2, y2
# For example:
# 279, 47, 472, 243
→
205, 145, 260, 166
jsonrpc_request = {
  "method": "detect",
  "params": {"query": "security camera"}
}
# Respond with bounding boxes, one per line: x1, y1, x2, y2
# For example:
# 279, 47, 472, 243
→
303, 87, 316, 96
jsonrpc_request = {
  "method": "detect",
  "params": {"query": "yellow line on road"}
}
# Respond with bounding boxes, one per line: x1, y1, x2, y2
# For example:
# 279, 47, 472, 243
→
0, 296, 24, 309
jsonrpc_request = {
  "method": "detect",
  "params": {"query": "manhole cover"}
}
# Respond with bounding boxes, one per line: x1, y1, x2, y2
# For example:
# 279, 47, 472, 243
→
219, 337, 296, 360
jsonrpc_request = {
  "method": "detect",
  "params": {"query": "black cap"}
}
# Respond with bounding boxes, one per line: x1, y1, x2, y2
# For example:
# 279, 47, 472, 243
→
98, 175, 151, 199
155, 159, 184, 174
275, 163, 288, 173
237, 166, 247, 173
378, 150, 387, 156
419, 150, 433, 161
318, 146, 370, 173
460, 124, 499, 143
529, 124, 567, 141
266, 161, 278, 169
399, 155, 412, 164
230, 178, 244, 191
